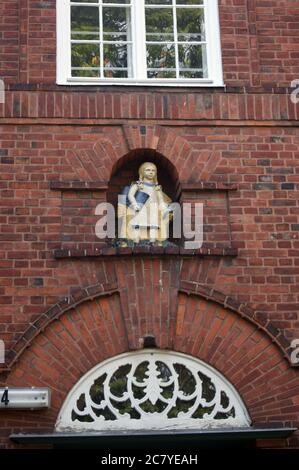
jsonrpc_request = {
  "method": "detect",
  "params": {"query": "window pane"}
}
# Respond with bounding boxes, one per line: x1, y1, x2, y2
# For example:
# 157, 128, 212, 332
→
68, 0, 210, 81
71, 6, 99, 40
145, 1, 172, 4
176, 8, 205, 42
104, 69, 128, 78
147, 44, 175, 69
179, 70, 203, 78
103, 0, 131, 3
71, 43, 101, 69
145, 8, 174, 42
176, 0, 203, 5
103, 7, 131, 41
147, 69, 176, 79
178, 44, 207, 77
104, 44, 132, 77
72, 69, 101, 78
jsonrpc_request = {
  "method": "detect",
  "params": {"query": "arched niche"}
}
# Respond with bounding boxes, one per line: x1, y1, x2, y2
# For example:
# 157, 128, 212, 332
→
55, 349, 251, 432
106, 149, 181, 245
107, 148, 181, 210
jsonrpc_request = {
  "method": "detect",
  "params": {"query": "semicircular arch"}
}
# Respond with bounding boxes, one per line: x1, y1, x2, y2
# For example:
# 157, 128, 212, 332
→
55, 349, 251, 432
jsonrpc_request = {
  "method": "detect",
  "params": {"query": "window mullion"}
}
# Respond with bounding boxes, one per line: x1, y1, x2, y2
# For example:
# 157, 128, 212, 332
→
205, 0, 223, 85
58, 0, 72, 81
99, 2, 103, 79
134, 0, 147, 80
67, 0, 72, 79
173, 0, 179, 80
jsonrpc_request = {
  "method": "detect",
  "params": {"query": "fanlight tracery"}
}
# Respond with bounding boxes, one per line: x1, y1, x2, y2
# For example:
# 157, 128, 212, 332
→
56, 350, 251, 432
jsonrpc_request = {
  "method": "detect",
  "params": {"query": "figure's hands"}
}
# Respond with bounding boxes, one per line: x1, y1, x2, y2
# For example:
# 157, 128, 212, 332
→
133, 203, 140, 212
160, 202, 168, 213
160, 202, 174, 220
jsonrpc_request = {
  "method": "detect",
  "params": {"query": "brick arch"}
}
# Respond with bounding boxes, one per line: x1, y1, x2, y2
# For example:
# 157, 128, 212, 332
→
179, 282, 295, 367
173, 292, 299, 446
2, 282, 119, 372
121, 125, 195, 181
2, 262, 296, 375
2, 292, 298, 448
0, 293, 129, 447
156, 127, 222, 181
63, 125, 220, 184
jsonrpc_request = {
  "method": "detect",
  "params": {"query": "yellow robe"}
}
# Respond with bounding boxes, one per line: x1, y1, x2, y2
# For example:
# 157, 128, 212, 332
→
118, 183, 172, 243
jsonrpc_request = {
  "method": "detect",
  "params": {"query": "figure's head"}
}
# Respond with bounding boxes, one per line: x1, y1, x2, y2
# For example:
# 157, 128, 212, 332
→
138, 162, 158, 183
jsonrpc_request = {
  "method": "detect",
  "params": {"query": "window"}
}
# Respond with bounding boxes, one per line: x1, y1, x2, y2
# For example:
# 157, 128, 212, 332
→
57, 0, 223, 86
56, 350, 250, 431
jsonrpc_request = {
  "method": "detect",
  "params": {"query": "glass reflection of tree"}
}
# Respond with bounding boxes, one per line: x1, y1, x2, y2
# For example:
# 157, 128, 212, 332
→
146, 7, 174, 78
103, 7, 129, 77
145, 6, 204, 79
71, 5, 130, 78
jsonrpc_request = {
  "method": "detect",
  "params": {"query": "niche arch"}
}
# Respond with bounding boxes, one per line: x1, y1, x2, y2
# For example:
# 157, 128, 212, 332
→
107, 148, 181, 209
106, 149, 181, 245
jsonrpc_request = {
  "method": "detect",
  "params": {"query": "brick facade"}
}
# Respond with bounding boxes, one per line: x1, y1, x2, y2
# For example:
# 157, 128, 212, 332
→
0, 0, 299, 449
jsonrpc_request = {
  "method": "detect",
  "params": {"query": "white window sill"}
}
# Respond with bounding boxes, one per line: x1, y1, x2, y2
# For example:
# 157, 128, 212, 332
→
57, 77, 225, 88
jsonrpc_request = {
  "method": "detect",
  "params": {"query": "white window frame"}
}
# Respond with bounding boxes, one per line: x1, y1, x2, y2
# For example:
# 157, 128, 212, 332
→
56, 0, 224, 87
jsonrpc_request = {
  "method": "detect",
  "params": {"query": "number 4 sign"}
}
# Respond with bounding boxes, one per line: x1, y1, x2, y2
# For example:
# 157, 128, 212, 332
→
1, 389, 9, 406
0, 388, 50, 409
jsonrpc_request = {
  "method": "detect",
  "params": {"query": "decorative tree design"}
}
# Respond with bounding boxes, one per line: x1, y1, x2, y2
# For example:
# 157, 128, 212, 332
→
56, 350, 251, 432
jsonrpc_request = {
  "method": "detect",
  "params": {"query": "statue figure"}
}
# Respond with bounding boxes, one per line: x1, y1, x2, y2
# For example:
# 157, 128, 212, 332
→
118, 162, 172, 245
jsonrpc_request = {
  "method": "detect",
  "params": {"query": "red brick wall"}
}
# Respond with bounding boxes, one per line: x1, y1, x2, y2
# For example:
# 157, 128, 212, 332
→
1, 124, 299, 335
220, 0, 299, 88
0, 0, 299, 451
254, 0, 299, 88
0, 89, 298, 120
1, 290, 298, 448
1, 122, 299, 447
0, 0, 19, 83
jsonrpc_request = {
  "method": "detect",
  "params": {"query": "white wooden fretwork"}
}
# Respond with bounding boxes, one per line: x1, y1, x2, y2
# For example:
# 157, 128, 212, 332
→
56, 350, 251, 432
